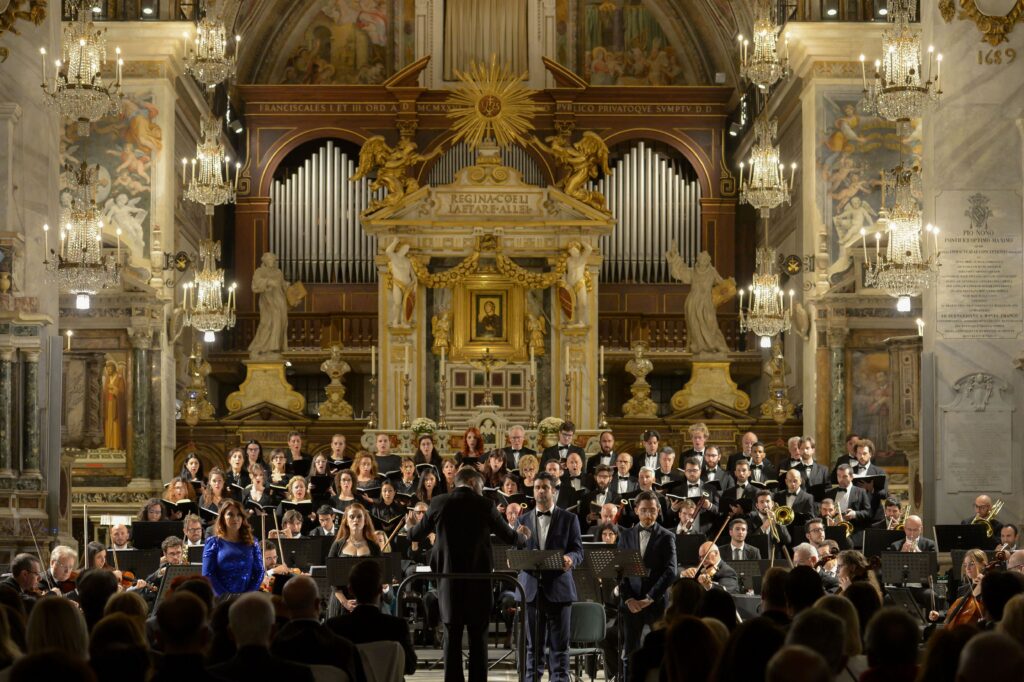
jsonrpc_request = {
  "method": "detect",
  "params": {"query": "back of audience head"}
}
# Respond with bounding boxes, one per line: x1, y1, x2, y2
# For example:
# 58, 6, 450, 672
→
102, 590, 148, 625
766, 645, 832, 682
814, 594, 862, 657
714, 617, 786, 682
955, 631, 1024, 682
997, 592, 1024, 646
282, 574, 321, 618
760, 567, 789, 613
76, 568, 119, 631
980, 570, 1024, 622
842, 580, 882, 641
663, 615, 721, 682
0, 605, 25, 652
917, 624, 978, 682
348, 559, 384, 605
701, 616, 730, 646
228, 593, 276, 648
786, 608, 847, 674
785, 565, 825, 615
25, 596, 88, 657
864, 607, 919, 669
170, 575, 214, 612
156, 591, 209, 653
11, 650, 96, 682
0, 606, 21, 668
696, 588, 737, 631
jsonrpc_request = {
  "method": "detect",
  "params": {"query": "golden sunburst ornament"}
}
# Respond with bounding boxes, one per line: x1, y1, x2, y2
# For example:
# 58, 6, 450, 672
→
447, 55, 538, 151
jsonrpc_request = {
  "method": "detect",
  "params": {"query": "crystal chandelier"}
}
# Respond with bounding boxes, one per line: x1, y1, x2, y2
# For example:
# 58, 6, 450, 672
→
739, 116, 796, 217
183, 16, 239, 88
859, 0, 941, 122
44, 161, 121, 310
861, 162, 940, 312
183, 115, 239, 215
739, 218, 793, 348
40, 0, 123, 136
738, 0, 790, 90
182, 229, 236, 342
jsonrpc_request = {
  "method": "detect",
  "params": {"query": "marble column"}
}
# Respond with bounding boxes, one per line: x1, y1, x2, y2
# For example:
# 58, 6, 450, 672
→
0, 350, 13, 478
886, 335, 923, 515
20, 349, 41, 476
827, 327, 849, 462
129, 331, 153, 486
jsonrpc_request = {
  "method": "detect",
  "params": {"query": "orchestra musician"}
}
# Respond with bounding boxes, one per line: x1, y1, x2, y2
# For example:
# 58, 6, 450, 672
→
775, 469, 816, 516
872, 498, 902, 530
616, 491, 677, 682
962, 495, 1004, 537
516, 472, 584, 682
749, 490, 792, 562
0, 554, 42, 606
631, 429, 661, 476
889, 515, 937, 552
183, 514, 205, 547
136, 536, 187, 601
308, 504, 339, 537
1000, 524, 1019, 552
673, 499, 701, 537
202, 498, 264, 597
804, 517, 827, 552
540, 421, 585, 465
928, 549, 988, 626
681, 541, 739, 593
723, 517, 761, 561
109, 523, 133, 551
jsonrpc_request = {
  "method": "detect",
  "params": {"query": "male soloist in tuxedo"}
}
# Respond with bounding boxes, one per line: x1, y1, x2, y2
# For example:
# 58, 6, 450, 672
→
617, 491, 677, 682
516, 473, 584, 682
408, 467, 528, 682
541, 421, 585, 465
499, 425, 537, 471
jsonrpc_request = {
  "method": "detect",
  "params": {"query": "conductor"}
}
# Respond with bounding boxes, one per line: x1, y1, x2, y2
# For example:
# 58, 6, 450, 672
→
408, 466, 528, 682
517, 472, 584, 682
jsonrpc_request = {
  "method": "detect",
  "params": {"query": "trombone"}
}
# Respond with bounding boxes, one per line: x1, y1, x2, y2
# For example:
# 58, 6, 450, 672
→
827, 511, 854, 538
765, 500, 794, 543
891, 504, 911, 531
972, 499, 1004, 538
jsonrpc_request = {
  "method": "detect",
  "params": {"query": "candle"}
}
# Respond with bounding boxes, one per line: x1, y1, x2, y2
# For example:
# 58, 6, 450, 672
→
916, 318, 925, 336
40, 47, 46, 86
737, 34, 744, 65
784, 34, 789, 61
790, 163, 797, 189
115, 47, 122, 85
404, 345, 409, 375
60, 228, 66, 259
859, 54, 867, 90
600, 345, 605, 375
440, 347, 446, 377
936, 53, 942, 90
739, 162, 744, 188
234, 162, 241, 190
371, 346, 376, 376
875, 232, 882, 262
530, 347, 536, 377
181, 158, 187, 184
738, 288, 744, 314
190, 158, 196, 183
788, 290, 795, 313
860, 228, 869, 264
224, 156, 229, 182
65, 330, 72, 351
932, 227, 940, 254
115, 228, 121, 263
42, 223, 49, 256
927, 45, 934, 82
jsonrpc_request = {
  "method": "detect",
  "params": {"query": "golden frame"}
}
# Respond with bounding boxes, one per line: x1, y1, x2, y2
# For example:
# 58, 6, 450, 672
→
451, 274, 527, 361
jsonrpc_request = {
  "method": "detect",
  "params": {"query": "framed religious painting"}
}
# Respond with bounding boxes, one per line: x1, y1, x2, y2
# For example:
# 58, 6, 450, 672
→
450, 274, 527, 362
844, 331, 908, 471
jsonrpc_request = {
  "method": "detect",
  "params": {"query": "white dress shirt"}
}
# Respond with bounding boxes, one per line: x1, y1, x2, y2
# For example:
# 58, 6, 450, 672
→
639, 524, 654, 557
536, 509, 552, 550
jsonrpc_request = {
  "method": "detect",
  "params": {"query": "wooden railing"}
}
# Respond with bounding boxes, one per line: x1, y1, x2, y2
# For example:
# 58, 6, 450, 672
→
597, 313, 747, 352
217, 313, 378, 353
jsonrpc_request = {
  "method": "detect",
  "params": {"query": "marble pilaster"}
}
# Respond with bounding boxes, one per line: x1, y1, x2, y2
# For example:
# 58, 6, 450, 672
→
0, 350, 13, 477
886, 335, 923, 514
827, 327, 849, 462
128, 330, 152, 486
20, 349, 41, 476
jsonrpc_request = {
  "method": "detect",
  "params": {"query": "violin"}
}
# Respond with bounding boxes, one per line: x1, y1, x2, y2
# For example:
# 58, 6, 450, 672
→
57, 570, 79, 595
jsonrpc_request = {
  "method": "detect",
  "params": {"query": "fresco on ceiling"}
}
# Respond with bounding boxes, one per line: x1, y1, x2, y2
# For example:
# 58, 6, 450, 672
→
815, 85, 921, 278
578, 0, 685, 85
280, 0, 391, 84
60, 90, 162, 260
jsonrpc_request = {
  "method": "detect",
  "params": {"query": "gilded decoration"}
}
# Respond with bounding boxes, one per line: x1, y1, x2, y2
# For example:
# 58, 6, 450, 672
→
450, 274, 526, 362
531, 131, 613, 211
446, 55, 539, 151
225, 362, 306, 414
350, 136, 442, 214
0, 0, 47, 63
941, 0, 1024, 45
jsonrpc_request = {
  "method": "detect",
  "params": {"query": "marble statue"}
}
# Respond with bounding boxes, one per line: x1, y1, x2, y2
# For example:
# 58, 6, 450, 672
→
248, 252, 291, 358
560, 242, 593, 326
386, 238, 415, 327
319, 344, 353, 419
666, 242, 733, 356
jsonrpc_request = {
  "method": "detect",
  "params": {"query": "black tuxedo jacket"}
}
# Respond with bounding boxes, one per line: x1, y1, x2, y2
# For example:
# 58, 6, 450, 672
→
654, 468, 684, 485
679, 448, 706, 465
552, 484, 579, 511
497, 446, 537, 471
701, 465, 729, 486
584, 450, 616, 474
726, 451, 752, 472
541, 444, 585, 465
774, 489, 816, 516
746, 511, 792, 547
618, 524, 677, 606
325, 604, 418, 676
888, 536, 938, 552
409, 486, 521, 624
708, 559, 740, 593
746, 459, 779, 485
271, 619, 361, 681
609, 474, 638, 498
631, 450, 662, 476
828, 485, 873, 525
210, 645, 314, 682
829, 454, 857, 482
790, 462, 829, 487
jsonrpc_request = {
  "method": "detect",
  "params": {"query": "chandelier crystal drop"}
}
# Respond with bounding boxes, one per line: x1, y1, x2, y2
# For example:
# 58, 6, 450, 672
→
45, 161, 121, 310
738, 0, 790, 90
739, 116, 796, 217
860, 0, 941, 122
739, 235, 793, 348
40, 0, 123, 136
182, 233, 236, 342
183, 16, 239, 88
184, 115, 238, 215
862, 162, 940, 311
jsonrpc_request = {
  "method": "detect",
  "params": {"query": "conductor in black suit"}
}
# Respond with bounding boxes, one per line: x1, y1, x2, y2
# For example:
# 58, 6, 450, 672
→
617, 491, 677, 682
408, 467, 529, 682
516, 472, 584, 682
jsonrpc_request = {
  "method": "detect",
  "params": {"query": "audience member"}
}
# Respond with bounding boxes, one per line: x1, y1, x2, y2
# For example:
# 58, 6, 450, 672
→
0, 556, 40, 610
862, 607, 920, 682
759, 567, 791, 628
701, 616, 730, 646
662, 615, 721, 682
205, 595, 238, 667
916, 624, 979, 682
271, 575, 361, 680
696, 588, 738, 631
786, 609, 848, 676
784, 566, 825, 616
0, 606, 25, 653
103, 590, 149, 626
842, 580, 882, 643
954, 631, 1024, 682
24, 596, 87, 658
151, 592, 218, 681
765, 645, 832, 682
89, 613, 150, 682
209, 593, 313, 682
979, 570, 1024, 625
76, 568, 119, 631
996, 592, 1024, 645
0, 607, 21, 672
713, 617, 785, 682
814, 594, 867, 681
9, 650, 95, 682
627, 578, 704, 682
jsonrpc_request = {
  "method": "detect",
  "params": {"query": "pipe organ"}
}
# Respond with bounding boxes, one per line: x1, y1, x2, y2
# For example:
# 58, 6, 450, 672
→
594, 141, 702, 283
269, 140, 381, 284
427, 141, 546, 187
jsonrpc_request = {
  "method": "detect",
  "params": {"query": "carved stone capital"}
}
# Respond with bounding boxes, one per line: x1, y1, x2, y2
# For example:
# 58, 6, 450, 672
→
127, 328, 154, 350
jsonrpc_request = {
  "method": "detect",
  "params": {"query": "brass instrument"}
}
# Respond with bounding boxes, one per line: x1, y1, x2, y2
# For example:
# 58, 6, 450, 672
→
828, 511, 854, 538
773, 506, 795, 526
971, 499, 1004, 538
892, 504, 911, 531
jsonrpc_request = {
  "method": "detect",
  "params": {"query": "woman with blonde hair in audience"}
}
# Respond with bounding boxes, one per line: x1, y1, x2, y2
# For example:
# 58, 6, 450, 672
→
25, 597, 88, 658
816, 594, 868, 681
103, 590, 149, 625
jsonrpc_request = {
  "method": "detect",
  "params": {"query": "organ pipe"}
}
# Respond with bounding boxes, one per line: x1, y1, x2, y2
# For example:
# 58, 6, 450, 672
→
427, 141, 546, 186
594, 141, 702, 283
268, 140, 380, 284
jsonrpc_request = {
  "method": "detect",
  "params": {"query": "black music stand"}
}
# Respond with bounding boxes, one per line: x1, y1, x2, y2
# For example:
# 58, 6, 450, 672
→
579, 548, 646, 682
278, 537, 332, 571
935, 524, 995, 551
186, 545, 203, 564
863, 529, 906, 558
880, 551, 937, 586
824, 526, 853, 550
327, 556, 388, 588
889, 587, 928, 623
153, 564, 205, 611
131, 521, 185, 550
506, 550, 567, 680
109, 549, 162, 578
676, 535, 705, 567
729, 559, 763, 595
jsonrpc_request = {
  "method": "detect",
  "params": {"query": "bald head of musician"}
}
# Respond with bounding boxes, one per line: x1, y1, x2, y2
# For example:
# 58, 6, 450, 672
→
110, 524, 131, 550
1007, 548, 1024, 574
785, 468, 803, 494
900, 515, 924, 550
974, 495, 994, 518
697, 541, 720, 568
793, 543, 819, 568
741, 431, 758, 456
680, 541, 721, 585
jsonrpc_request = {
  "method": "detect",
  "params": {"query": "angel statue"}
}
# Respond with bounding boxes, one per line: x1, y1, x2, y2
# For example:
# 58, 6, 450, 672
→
666, 241, 733, 356
385, 238, 416, 327
349, 135, 442, 214
431, 308, 451, 353
532, 131, 612, 211
557, 242, 593, 327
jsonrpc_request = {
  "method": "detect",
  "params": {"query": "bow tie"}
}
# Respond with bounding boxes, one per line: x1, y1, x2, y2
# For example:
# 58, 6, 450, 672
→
559, 447, 568, 452
751, 465, 763, 470
512, 451, 520, 456
688, 483, 700, 488
639, 526, 652, 534
536, 510, 551, 517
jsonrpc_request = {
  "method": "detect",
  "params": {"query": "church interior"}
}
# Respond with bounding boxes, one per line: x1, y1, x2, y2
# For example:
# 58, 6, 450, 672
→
2, 0, 1024, 679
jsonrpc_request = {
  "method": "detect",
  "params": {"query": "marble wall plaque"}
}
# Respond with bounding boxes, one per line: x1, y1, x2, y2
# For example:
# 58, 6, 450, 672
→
940, 373, 1013, 493
936, 190, 1024, 339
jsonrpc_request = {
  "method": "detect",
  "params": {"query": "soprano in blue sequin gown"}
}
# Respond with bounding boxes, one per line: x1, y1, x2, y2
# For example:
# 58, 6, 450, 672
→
202, 535, 264, 596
